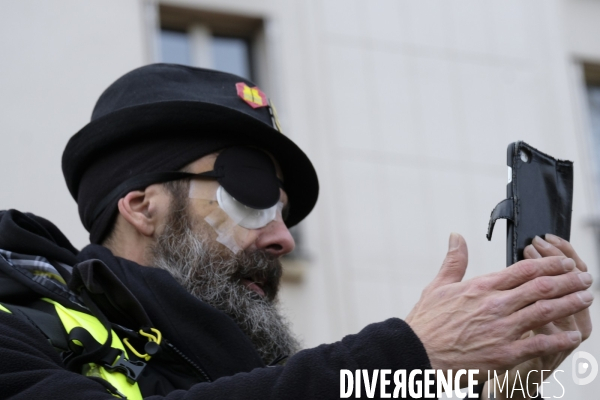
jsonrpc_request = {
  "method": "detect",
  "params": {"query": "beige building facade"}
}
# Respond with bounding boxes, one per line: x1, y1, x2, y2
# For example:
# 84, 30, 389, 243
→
1, 0, 600, 397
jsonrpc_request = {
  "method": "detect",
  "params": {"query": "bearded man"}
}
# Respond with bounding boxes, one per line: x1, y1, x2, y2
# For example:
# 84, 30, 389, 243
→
122, 152, 301, 364
0, 64, 593, 400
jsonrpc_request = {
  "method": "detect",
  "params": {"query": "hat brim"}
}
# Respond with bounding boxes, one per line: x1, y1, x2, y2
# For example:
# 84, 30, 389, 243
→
63, 100, 319, 230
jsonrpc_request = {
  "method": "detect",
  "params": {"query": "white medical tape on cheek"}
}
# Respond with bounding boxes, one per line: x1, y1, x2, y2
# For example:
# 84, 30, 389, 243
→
202, 187, 255, 254
187, 180, 246, 254
204, 208, 251, 254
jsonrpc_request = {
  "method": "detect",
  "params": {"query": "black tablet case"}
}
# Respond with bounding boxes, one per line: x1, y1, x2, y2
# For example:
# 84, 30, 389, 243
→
487, 141, 574, 266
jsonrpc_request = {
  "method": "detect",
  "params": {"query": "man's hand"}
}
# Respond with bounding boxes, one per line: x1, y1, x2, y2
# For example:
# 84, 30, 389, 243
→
491, 234, 593, 399
405, 233, 593, 386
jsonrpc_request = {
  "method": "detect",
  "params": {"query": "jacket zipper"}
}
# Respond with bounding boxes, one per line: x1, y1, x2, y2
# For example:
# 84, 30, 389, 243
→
165, 341, 212, 383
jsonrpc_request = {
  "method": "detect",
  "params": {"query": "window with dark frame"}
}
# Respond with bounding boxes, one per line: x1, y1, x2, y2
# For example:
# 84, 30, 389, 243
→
160, 29, 191, 66
584, 64, 600, 208
583, 63, 600, 271
212, 36, 253, 79
158, 5, 260, 82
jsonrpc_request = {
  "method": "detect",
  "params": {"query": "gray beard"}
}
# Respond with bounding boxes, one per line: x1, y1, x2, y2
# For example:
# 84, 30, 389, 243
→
150, 203, 300, 364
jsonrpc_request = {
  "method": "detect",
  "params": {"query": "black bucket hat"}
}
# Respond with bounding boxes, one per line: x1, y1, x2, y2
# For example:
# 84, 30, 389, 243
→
62, 63, 319, 243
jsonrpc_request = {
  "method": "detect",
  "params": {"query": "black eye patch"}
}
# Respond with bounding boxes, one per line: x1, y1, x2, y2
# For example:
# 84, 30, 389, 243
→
210, 147, 282, 210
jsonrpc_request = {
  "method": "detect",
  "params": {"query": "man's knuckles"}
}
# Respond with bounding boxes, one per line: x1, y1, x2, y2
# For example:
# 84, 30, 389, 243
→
494, 258, 561, 291
533, 276, 554, 297
510, 297, 580, 333
467, 277, 493, 294
526, 272, 576, 296
542, 332, 581, 353
507, 257, 573, 286
530, 292, 591, 324
527, 334, 560, 357
547, 256, 575, 274
534, 300, 555, 321
513, 259, 539, 281
514, 272, 589, 309
555, 293, 588, 316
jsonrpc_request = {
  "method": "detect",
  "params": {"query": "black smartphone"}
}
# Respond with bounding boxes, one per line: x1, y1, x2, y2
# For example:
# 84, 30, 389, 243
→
487, 141, 574, 266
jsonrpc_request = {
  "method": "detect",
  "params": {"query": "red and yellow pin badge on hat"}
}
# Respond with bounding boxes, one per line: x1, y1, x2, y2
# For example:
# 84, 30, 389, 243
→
236, 82, 282, 133
236, 82, 268, 109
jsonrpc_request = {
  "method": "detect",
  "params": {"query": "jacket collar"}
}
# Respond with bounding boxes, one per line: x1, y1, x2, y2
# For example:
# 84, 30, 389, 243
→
78, 244, 266, 378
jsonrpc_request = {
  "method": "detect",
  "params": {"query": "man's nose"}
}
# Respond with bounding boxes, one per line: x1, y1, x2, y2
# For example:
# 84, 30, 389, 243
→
254, 219, 295, 257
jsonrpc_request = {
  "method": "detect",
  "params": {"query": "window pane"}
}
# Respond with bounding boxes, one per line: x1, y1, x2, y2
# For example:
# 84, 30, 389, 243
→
160, 30, 191, 65
212, 37, 251, 80
587, 87, 600, 199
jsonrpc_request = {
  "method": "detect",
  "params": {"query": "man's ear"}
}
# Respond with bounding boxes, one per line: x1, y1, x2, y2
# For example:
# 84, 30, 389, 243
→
117, 186, 166, 237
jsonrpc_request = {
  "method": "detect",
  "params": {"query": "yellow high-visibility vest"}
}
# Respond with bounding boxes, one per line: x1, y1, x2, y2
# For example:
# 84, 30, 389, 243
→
1, 298, 143, 400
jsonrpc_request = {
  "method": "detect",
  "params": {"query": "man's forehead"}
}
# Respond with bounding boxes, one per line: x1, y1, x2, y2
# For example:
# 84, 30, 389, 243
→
185, 152, 219, 173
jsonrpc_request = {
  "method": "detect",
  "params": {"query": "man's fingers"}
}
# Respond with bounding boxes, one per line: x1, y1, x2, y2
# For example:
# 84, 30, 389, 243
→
524, 244, 541, 259
493, 257, 574, 291
509, 291, 594, 334
526, 236, 593, 339
505, 271, 593, 312
544, 234, 589, 272
551, 316, 577, 333
508, 331, 582, 367
531, 236, 564, 257
574, 309, 593, 341
430, 232, 468, 289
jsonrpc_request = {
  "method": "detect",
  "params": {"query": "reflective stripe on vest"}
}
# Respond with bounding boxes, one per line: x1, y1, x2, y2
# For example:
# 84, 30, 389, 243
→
1, 299, 143, 400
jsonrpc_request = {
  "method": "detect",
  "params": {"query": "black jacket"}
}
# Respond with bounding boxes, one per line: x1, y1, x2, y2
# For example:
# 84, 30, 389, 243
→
0, 209, 432, 399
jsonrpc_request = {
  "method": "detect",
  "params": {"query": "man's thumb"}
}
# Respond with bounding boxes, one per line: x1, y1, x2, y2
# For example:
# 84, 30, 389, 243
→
432, 232, 469, 287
